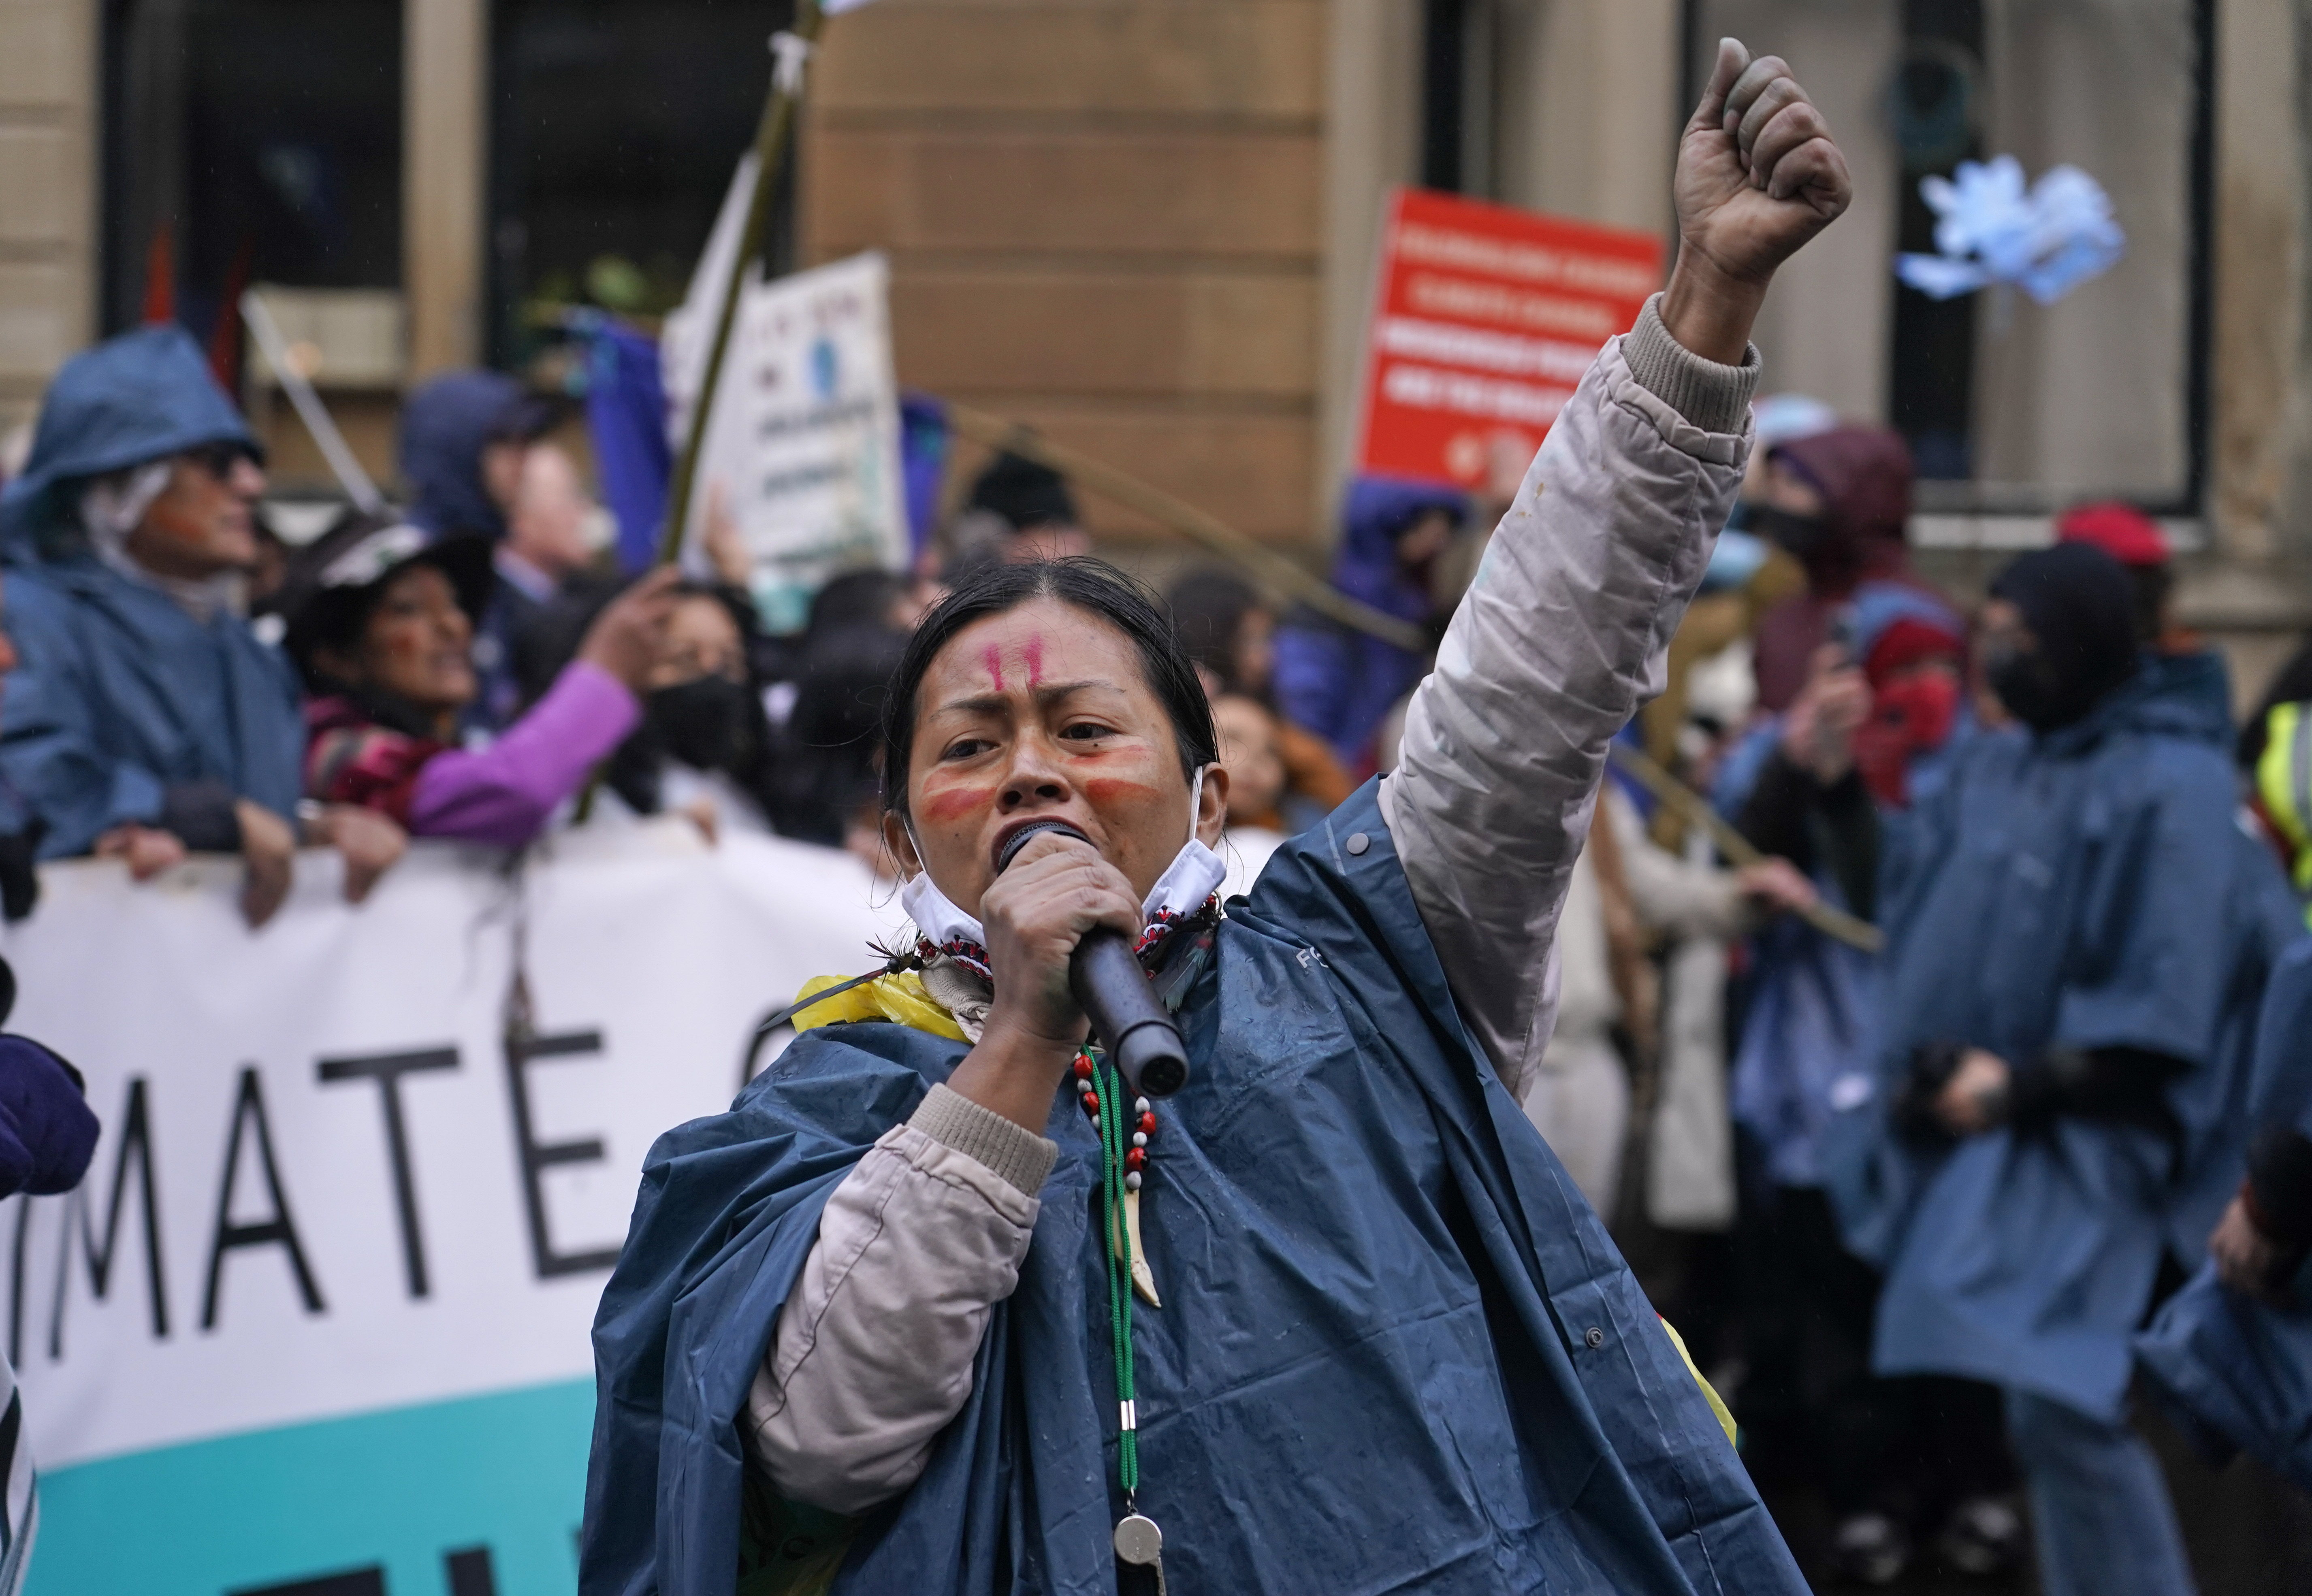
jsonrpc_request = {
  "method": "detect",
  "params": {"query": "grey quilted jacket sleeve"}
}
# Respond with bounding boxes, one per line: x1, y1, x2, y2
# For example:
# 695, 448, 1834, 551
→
1381, 297, 1755, 1098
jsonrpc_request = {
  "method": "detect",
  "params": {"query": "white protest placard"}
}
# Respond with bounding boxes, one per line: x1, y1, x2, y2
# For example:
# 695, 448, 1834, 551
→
669, 249, 910, 633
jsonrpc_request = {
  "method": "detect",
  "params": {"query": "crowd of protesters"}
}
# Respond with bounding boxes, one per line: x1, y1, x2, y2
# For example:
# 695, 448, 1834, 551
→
0, 323, 962, 922
0, 315, 1508, 928
5, 296, 2312, 1594
1629, 404, 2312, 1594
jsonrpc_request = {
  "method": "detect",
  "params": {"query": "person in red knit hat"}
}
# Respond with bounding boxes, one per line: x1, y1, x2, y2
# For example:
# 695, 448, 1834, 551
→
2056, 501, 2172, 647
2056, 500, 2234, 735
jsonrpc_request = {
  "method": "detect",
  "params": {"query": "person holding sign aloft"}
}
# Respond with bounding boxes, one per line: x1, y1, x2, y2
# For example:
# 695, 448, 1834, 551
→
582, 40, 1849, 1596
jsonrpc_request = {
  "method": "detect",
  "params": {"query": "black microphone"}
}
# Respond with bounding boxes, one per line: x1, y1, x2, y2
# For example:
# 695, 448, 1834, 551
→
992, 819, 1189, 1099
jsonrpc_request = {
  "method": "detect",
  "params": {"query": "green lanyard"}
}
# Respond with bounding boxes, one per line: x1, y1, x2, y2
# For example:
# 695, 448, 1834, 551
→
1088, 1046, 1142, 1500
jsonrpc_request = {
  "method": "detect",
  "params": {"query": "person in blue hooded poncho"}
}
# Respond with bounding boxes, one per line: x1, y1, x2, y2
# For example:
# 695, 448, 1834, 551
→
0, 325, 404, 925
584, 42, 1853, 1596
397, 369, 599, 731
1818, 541, 2306, 1596
2137, 934, 2312, 1492
1711, 567, 2020, 1583
398, 369, 548, 544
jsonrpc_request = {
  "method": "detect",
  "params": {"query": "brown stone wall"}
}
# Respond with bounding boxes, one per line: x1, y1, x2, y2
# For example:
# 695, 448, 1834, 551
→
0, 0, 96, 433
801, 0, 1328, 550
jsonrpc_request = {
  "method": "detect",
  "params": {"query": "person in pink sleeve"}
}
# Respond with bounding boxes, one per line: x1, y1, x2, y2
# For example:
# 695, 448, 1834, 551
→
274, 514, 674, 848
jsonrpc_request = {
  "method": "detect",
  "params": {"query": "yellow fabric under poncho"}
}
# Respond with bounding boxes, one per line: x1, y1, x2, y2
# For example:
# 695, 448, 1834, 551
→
788, 970, 967, 1042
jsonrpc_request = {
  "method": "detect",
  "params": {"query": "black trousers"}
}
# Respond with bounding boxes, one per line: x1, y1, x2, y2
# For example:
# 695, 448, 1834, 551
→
1732, 1146, 2013, 1526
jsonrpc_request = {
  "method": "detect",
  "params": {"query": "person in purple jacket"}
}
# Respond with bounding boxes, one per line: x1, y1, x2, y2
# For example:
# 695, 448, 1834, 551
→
275, 513, 674, 849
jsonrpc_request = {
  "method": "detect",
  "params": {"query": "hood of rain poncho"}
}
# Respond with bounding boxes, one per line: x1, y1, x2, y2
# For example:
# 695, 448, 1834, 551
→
0, 326, 256, 563
1329, 474, 1467, 620
1768, 424, 1913, 595
397, 369, 529, 541
1848, 582, 1964, 678
581, 784, 1805, 1596
1271, 477, 1466, 762
2133, 644, 2233, 749
1988, 541, 2142, 733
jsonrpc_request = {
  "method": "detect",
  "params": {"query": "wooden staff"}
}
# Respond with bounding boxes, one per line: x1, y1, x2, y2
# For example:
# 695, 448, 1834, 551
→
938, 401, 1432, 655
1607, 742, 1885, 954
582, 5, 829, 822
657, 0, 827, 566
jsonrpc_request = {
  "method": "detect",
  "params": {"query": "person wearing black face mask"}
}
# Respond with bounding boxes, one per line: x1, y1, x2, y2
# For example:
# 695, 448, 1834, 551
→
1977, 543, 2143, 734
651, 670, 758, 773
601, 583, 776, 843
1814, 540, 2305, 1596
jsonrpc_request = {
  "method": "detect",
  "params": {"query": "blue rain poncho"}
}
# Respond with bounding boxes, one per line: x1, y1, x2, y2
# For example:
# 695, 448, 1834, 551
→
1823, 659, 2304, 1423
0, 564, 305, 857
2136, 934, 2312, 1488
1273, 477, 1464, 767
0, 327, 302, 857
582, 786, 1805, 1596
1710, 577, 1975, 1189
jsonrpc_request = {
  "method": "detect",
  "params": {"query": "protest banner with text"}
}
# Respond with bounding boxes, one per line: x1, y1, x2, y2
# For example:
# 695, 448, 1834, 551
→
1354, 188, 1664, 488
0, 826, 901, 1596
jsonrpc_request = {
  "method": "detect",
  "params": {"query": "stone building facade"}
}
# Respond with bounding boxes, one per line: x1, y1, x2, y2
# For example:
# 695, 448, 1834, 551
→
1, 0, 2307, 685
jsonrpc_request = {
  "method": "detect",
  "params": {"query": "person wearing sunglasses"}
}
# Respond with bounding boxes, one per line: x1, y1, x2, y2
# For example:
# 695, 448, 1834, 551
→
0, 324, 402, 926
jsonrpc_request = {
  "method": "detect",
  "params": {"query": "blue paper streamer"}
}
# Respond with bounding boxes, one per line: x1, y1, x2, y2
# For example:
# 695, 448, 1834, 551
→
1895, 154, 2125, 306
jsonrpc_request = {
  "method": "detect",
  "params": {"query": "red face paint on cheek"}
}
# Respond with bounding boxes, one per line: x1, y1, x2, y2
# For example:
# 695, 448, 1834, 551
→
920, 783, 996, 824
1083, 777, 1161, 808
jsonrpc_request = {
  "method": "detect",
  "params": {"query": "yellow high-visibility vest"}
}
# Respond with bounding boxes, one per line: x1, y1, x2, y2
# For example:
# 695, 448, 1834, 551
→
2256, 701, 2312, 916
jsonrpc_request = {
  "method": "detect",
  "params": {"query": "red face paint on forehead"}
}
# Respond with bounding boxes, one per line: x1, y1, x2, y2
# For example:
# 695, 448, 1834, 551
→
981, 645, 1004, 693
1024, 635, 1045, 689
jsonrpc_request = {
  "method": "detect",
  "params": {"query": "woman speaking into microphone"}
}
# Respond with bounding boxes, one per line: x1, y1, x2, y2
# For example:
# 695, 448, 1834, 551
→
585, 40, 1849, 1596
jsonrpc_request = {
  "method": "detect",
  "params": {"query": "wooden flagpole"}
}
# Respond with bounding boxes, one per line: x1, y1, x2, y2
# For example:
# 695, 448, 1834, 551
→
657, 0, 827, 567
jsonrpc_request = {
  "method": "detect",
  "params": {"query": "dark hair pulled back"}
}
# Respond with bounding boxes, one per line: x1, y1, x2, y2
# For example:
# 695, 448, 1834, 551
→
879, 557, 1218, 819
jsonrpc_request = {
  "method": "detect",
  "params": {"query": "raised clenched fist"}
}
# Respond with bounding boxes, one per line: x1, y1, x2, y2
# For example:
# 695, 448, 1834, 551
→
1662, 39, 1852, 362
1680, 40, 1851, 280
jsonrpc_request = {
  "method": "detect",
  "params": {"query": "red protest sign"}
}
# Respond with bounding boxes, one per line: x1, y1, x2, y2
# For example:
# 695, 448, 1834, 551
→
1354, 188, 1664, 487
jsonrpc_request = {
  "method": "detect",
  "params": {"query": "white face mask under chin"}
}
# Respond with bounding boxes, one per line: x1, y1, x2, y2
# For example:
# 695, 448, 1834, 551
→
898, 767, 1226, 950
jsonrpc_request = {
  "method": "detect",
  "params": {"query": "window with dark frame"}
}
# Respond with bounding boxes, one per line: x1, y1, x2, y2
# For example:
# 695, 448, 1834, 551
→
100, 0, 404, 355
1685, 0, 2214, 520
487, 0, 795, 372
1888, 0, 1984, 485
